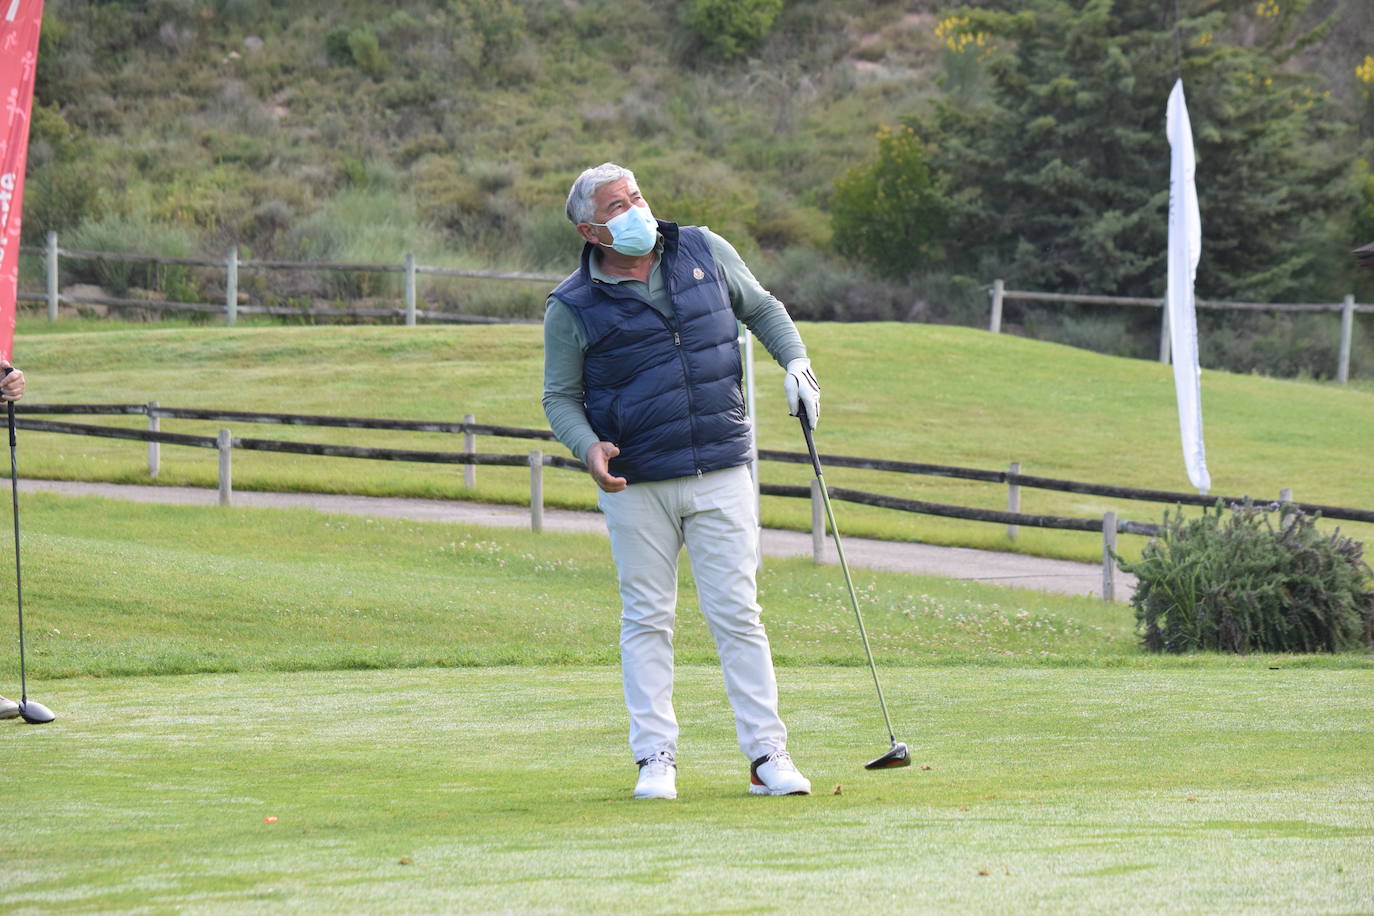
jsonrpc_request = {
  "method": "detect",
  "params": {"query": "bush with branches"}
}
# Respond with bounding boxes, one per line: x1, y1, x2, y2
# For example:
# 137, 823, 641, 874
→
1120, 502, 1374, 654
682, 0, 782, 62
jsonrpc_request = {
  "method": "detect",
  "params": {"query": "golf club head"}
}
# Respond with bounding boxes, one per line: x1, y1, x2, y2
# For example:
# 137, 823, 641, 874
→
864, 741, 910, 770
19, 699, 54, 724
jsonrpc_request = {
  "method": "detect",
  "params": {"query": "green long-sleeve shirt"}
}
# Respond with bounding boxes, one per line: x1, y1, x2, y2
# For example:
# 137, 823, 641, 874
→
542, 228, 806, 464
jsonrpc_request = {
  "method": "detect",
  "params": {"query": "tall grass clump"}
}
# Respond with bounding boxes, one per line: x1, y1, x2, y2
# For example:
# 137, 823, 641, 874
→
65, 215, 197, 297
289, 187, 445, 300
1121, 502, 1374, 654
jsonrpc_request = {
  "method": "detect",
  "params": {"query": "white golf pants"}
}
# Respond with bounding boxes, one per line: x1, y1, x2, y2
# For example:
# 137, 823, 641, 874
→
598, 464, 788, 762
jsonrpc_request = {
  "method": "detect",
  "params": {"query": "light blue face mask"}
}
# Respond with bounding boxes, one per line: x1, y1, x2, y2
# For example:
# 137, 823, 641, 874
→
591, 204, 658, 257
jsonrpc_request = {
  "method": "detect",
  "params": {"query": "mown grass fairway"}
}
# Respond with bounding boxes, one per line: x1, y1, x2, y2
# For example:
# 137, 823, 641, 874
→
2, 322, 1372, 912
0, 495, 1371, 913
11, 320, 1374, 562
3, 666, 1371, 913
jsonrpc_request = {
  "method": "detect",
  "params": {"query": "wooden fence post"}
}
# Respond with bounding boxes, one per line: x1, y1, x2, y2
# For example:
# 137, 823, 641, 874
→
45, 230, 59, 322
989, 279, 1004, 333
218, 428, 232, 506
1278, 487, 1296, 532
1006, 460, 1021, 540
1102, 511, 1117, 602
463, 413, 476, 489
225, 246, 238, 326
1159, 303, 1171, 364
529, 450, 543, 533
147, 402, 159, 478
404, 253, 417, 326
1337, 294, 1354, 385
810, 479, 824, 564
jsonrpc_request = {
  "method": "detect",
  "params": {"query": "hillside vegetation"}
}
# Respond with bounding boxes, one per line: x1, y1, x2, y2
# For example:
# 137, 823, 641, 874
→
12, 319, 1374, 561
22, 0, 1374, 377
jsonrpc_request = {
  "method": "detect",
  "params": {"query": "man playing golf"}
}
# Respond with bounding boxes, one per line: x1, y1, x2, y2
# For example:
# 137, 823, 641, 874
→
0, 358, 27, 721
542, 163, 820, 799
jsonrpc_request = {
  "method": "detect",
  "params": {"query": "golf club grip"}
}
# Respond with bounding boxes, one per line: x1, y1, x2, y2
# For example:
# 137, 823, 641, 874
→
798, 405, 823, 478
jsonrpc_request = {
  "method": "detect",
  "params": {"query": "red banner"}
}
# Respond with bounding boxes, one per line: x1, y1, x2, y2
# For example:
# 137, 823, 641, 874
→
0, 0, 43, 361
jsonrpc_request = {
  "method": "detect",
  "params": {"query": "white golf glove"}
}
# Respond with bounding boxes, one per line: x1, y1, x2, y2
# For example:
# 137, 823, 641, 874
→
784, 357, 821, 428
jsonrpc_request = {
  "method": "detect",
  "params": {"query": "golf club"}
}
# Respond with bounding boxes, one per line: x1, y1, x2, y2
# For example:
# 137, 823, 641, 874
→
5, 375, 53, 725
798, 405, 907, 769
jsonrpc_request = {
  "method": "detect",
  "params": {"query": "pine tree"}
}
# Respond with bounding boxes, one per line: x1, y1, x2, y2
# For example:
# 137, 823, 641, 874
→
914, 0, 1352, 300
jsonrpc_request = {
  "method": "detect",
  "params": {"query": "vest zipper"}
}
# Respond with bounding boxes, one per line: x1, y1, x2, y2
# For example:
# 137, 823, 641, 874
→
660, 315, 702, 476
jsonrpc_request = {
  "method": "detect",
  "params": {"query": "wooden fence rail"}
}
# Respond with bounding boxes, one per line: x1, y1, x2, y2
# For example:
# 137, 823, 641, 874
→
761, 483, 1161, 536
21, 234, 1368, 379
756, 446, 1374, 525
15, 414, 1152, 597
40, 245, 563, 282
15, 403, 1373, 600
13, 418, 538, 466
986, 279, 1372, 383
18, 404, 559, 439
17, 233, 561, 328
14, 290, 539, 325
18, 403, 1373, 524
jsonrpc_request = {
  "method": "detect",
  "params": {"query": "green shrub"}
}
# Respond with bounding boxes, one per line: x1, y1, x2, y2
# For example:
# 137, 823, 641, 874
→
758, 246, 917, 322
22, 161, 104, 240
66, 215, 197, 298
287, 187, 450, 300
830, 125, 950, 279
324, 27, 354, 66
753, 191, 832, 250
1120, 502, 1374, 654
682, 0, 782, 62
323, 25, 388, 77
347, 27, 389, 79
1196, 310, 1364, 381
200, 129, 273, 170
1018, 304, 1158, 361
448, 0, 527, 74
411, 156, 487, 237
520, 205, 581, 271
637, 153, 761, 255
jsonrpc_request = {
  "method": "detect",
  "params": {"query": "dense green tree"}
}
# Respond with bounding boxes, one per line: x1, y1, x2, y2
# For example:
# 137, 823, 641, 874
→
830, 125, 949, 279
911, 0, 1353, 301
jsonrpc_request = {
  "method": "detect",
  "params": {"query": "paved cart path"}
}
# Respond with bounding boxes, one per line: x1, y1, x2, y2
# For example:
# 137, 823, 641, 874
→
21, 479, 1137, 602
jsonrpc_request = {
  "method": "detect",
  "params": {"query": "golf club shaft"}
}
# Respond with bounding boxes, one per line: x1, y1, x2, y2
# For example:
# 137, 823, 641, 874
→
799, 410, 898, 746
7, 399, 25, 705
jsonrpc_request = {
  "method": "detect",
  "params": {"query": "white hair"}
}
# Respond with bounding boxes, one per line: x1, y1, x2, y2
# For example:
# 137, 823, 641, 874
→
565, 162, 637, 225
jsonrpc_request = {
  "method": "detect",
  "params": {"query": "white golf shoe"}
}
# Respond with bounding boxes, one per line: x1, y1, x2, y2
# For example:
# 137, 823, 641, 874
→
0, 694, 18, 719
633, 750, 677, 800
749, 749, 812, 796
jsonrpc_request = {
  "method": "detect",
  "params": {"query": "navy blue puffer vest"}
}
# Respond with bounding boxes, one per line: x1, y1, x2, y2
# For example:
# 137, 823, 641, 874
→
552, 222, 751, 484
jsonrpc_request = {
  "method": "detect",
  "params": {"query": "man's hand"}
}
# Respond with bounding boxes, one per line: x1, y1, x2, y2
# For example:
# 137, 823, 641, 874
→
784, 357, 820, 429
0, 361, 24, 402
586, 441, 628, 493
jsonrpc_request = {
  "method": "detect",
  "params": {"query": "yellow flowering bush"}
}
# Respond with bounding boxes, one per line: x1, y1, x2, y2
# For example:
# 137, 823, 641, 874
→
934, 16, 990, 56
1357, 55, 1374, 86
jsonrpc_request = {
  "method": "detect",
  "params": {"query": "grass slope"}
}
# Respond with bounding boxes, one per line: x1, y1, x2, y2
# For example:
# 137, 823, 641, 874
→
4, 494, 1367, 684
11, 320, 1374, 562
5, 493, 1141, 681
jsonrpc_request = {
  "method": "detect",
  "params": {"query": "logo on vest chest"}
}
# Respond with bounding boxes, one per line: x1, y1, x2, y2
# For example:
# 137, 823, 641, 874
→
692, 267, 704, 281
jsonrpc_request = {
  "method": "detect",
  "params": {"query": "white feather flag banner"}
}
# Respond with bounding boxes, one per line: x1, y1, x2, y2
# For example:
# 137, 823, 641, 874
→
1166, 78, 1210, 493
